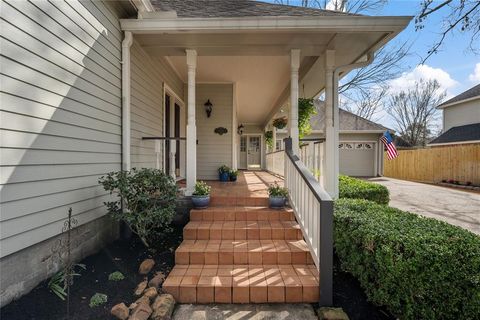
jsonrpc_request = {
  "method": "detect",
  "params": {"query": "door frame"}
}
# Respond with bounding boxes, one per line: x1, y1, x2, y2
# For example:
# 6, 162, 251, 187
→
163, 83, 185, 179
239, 133, 264, 170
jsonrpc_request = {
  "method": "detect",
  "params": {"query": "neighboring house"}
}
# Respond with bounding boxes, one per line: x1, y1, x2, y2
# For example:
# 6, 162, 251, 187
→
0, 0, 410, 306
275, 104, 388, 177
429, 84, 480, 146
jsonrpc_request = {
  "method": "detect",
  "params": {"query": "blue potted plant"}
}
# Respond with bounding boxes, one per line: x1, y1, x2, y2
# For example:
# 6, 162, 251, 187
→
229, 169, 238, 182
191, 181, 211, 209
268, 182, 288, 209
218, 165, 230, 182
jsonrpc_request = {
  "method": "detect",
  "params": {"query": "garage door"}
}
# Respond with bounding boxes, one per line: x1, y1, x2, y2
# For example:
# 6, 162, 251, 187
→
339, 142, 375, 177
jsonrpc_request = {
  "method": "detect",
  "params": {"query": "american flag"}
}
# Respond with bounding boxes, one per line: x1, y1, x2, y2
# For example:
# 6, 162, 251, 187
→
381, 131, 398, 160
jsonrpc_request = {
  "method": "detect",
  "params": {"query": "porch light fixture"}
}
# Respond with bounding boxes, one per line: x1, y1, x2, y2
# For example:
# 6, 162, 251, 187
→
237, 124, 244, 136
204, 99, 213, 118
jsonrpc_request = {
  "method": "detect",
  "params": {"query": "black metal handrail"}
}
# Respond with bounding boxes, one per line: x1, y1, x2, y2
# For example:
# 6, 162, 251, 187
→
142, 136, 186, 141
265, 149, 285, 155
284, 137, 333, 307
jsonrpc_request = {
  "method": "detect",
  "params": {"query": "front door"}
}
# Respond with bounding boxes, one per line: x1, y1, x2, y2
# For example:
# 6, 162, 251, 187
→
247, 136, 261, 170
165, 94, 181, 177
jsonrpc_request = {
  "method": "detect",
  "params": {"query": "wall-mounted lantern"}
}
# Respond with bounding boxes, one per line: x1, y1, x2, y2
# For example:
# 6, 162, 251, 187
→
237, 124, 244, 136
204, 99, 213, 118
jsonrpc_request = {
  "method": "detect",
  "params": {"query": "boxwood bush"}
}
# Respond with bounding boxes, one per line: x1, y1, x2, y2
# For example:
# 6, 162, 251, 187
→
339, 175, 389, 205
334, 198, 480, 320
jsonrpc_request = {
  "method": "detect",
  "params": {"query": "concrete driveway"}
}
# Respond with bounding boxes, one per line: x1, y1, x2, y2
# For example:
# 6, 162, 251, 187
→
367, 177, 480, 235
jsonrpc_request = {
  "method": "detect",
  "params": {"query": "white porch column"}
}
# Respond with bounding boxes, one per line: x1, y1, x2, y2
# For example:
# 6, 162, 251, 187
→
186, 49, 197, 195
324, 50, 339, 198
289, 49, 300, 154
121, 31, 133, 171
169, 103, 176, 179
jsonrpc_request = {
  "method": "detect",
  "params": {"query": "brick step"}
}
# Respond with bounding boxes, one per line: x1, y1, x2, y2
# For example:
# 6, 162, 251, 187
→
190, 206, 295, 222
162, 264, 319, 304
210, 196, 269, 207
175, 240, 313, 265
183, 221, 302, 240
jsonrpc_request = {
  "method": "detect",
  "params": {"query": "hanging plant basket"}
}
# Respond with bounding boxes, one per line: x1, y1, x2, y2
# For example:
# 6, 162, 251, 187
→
273, 117, 288, 129
265, 130, 273, 149
298, 98, 316, 138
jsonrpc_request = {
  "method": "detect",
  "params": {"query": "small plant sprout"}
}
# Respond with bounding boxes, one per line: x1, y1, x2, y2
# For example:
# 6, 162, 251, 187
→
108, 271, 125, 281
89, 293, 108, 308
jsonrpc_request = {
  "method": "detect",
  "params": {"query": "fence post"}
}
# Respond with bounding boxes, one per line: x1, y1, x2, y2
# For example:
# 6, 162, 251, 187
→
318, 198, 333, 306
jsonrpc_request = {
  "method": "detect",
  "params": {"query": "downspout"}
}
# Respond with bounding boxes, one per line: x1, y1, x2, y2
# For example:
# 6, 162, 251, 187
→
122, 31, 133, 171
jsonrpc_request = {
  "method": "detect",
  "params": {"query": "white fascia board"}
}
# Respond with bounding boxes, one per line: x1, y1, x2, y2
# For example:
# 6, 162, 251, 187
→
120, 15, 412, 33
427, 140, 480, 147
436, 96, 480, 109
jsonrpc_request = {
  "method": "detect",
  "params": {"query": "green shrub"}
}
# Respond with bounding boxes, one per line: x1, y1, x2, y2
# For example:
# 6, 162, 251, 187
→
339, 175, 389, 205
89, 293, 107, 308
334, 198, 480, 320
108, 271, 125, 281
99, 168, 178, 247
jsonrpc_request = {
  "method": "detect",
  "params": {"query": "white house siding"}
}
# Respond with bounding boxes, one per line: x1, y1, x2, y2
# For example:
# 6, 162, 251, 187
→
195, 84, 233, 180
443, 99, 480, 131
0, 0, 127, 306
130, 41, 184, 170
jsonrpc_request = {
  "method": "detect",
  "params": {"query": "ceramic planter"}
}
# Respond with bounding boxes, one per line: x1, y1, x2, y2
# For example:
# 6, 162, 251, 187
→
191, 195, 210, 209
229, 174, 237, 182
269, 196, 286, 209
219, 172, 230, 182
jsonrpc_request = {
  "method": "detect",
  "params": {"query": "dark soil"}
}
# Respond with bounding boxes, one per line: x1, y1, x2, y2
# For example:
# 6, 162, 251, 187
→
2, 227, 394, 320
0, 226, 183, 320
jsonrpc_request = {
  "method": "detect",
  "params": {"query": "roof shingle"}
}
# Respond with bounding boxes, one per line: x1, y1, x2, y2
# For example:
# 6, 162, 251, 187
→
429, 123, 480, 145
150, 0, 356, 18
438, 84, 480, 108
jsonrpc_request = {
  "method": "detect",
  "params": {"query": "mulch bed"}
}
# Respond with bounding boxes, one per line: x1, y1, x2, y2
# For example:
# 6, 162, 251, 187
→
1, 226, 393, 320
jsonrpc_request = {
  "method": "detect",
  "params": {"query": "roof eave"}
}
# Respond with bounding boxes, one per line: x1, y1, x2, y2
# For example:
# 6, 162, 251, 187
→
437, 96, 480, 109
120, 15, 412, 33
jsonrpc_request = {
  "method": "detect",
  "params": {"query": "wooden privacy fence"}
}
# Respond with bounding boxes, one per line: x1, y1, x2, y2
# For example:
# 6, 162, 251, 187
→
383, 144, 480, 185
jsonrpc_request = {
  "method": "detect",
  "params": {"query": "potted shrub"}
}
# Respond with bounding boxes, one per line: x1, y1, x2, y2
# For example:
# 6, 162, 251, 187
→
268, 182, 289, 209
229, 169, 239, 182
218, 165, 231, 182
191, 181, 211, 209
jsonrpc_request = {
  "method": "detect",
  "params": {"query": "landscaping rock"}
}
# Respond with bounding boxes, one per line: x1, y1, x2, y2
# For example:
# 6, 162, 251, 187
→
151, 294, 175, 320
135, 295, 150, 306
139, 259, 155, 275
143, 287, 158, 302
148, 272, 165, 289
111, 303, 129, 320
129, 302, 152, 320
129, 303, 138, 310
134, 280, 148, 296
317, 307, 349, 320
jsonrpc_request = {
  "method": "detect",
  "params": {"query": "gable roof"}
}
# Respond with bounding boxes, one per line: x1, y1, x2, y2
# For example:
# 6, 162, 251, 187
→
309, 101, 388, 131
150, 0, 356, 18
437, 84, 480, 108
429, 123, 480, 145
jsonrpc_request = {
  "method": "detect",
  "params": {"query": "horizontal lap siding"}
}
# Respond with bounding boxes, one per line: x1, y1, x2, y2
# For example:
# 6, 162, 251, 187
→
196, 84, 233, 180
0, 0, 125, 258
130, 41, 184, 170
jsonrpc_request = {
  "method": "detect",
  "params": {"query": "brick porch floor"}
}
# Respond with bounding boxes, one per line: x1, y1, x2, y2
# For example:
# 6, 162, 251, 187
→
165, 171, 319, 303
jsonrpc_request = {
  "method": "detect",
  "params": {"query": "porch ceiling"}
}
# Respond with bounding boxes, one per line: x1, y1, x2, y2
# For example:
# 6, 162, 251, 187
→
167, 55, 290, 124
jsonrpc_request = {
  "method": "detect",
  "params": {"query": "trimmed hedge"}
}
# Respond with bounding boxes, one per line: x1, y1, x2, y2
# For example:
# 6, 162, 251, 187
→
339, 175, 389, 205
334, 198, 480, 320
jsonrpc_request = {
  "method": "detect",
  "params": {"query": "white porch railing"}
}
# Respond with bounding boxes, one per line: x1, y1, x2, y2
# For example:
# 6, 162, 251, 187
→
266, 138, 333, 306
299, 141, 323, 182
265, 149, 284, 176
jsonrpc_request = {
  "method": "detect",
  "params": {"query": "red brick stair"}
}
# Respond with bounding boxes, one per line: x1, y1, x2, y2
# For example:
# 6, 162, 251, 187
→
163, 182, 319, 304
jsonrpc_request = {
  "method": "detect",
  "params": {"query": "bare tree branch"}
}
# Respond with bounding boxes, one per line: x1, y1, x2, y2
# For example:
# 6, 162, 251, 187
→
388, 79, 445, 146
416, 0, 480, 62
